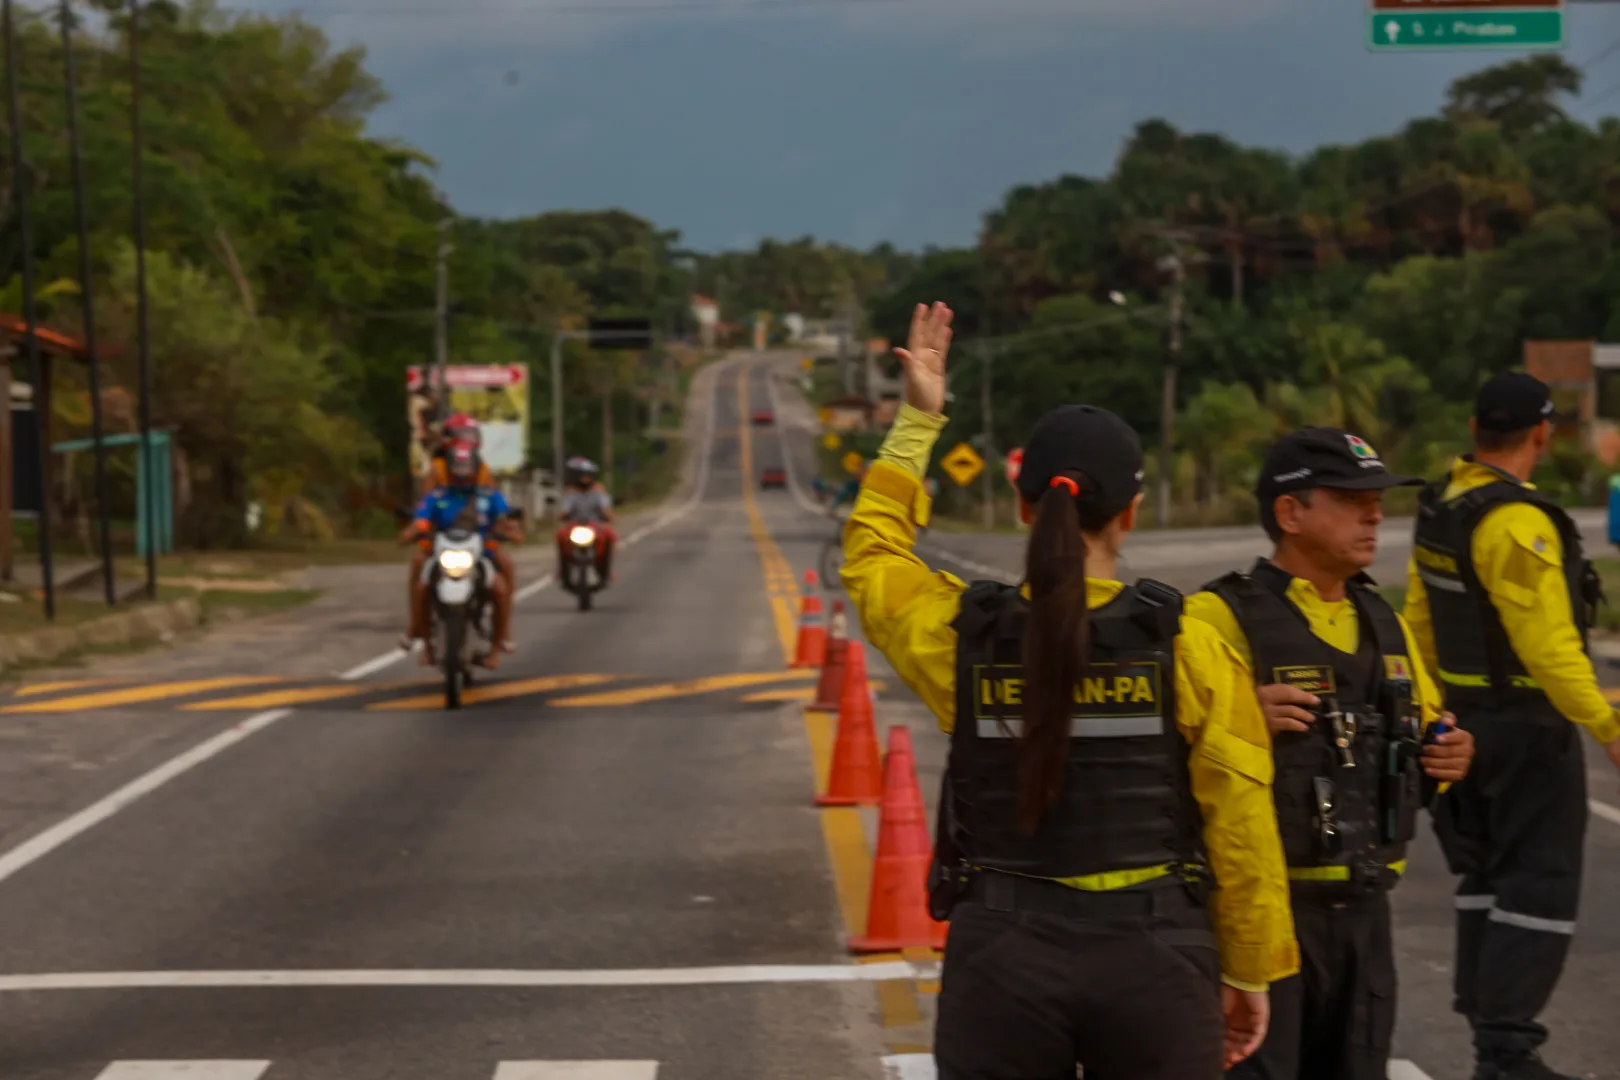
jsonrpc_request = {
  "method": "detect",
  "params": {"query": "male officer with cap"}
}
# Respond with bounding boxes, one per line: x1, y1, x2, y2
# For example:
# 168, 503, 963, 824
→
1406, 371, 1620, 1080
1189, 427, 1475, 1080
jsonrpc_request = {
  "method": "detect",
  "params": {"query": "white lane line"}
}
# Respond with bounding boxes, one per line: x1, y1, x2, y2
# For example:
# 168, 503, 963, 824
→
0, 708, 293, 888
514, 572, 557, 603
1591, 800, 1620, 827
95, 1063, 271, 1079
494, 1063, 659, 1080
0, 359, 736, 893
0, 961, 938, 992
874, 1055, 1430, 1080
880, 1054, 935, 1080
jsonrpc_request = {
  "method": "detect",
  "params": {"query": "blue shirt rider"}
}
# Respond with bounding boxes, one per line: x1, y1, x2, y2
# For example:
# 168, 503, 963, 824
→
414, 484, 511, 554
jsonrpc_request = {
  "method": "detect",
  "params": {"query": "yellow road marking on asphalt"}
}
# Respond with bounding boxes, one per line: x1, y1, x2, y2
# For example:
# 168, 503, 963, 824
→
551, 670, 812, 708
367, 673, 620, 711
184, 681, 428, 711
748, 681, 886, 705
13, 678, 118, 698
1, 676, 288, 714
733, 364, 928, 1037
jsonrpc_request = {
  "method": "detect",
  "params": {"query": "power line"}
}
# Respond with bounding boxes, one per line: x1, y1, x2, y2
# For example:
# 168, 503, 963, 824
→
243, 0, 908, 17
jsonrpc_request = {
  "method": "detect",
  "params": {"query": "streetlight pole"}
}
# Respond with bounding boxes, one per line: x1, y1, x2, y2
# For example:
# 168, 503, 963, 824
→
129, 0, 155, 598
549, 327, 659, 516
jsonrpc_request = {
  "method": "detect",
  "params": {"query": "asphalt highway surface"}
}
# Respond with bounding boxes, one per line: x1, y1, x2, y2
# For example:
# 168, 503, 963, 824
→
0, 354, 1614, 1079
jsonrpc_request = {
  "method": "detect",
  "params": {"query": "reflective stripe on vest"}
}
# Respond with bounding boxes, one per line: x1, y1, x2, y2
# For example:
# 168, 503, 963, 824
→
1288, 859, 1408, 882
1439, 669, 1541, 690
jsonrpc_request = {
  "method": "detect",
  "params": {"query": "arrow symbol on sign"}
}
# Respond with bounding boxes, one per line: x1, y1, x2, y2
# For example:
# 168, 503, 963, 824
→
1385, 19, 1400, 42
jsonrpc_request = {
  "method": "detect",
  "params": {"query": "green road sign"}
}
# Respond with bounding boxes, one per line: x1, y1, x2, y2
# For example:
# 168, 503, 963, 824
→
1368, 10, 1563, 51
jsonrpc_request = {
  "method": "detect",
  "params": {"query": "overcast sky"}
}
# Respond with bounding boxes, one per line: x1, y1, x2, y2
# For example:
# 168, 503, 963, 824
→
243, 0, 1620, 252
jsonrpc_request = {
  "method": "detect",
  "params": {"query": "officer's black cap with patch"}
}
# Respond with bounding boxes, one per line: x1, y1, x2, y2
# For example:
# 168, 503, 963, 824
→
1256, 427, 1422, 505
1474, 370, 1563, 433
1016, 404, 1144, 516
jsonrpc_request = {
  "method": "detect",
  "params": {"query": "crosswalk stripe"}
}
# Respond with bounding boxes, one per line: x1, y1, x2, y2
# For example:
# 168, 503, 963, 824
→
1, 677, 287, 714
493, 1064, 659, 1080
551, 670, 815, 708
94, 1064, 271, 1079
366, 673, 622, 711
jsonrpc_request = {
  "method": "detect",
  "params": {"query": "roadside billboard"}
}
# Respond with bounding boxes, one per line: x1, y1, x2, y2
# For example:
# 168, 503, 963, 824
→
407, 364, 530, 478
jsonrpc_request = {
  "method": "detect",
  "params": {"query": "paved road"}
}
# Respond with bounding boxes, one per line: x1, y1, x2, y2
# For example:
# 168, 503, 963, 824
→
0, 356, 927, 1080
2, 354, 1616, 1080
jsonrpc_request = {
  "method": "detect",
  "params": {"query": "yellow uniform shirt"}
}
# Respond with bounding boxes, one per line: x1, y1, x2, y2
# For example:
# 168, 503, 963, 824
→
1403, 457, 1620, 746
840, 403, 1300, 990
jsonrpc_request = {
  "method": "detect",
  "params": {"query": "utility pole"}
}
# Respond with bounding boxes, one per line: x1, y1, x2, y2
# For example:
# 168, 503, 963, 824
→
130, 0, 155, 598
1156, 247, 1186, 529
433, 218, 452, 423
4, 0, 53, 617
980, 345, 995, 529
61, 0, 115, 606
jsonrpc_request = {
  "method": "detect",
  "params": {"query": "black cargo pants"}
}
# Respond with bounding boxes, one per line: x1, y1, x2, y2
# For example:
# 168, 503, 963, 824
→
1432, 716, 1587, 1067
934, 873, 1224, 1080
1226, 887, 1394, 1080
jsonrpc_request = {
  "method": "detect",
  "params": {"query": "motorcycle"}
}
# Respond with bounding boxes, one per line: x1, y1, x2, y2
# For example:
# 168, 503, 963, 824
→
424, 525, 495, 709
560, 521, 607, 611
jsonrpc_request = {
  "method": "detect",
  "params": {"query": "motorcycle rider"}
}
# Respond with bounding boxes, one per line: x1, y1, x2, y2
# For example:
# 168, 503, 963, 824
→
424, 412, 497, 493
401, 440, 521, 669
556, 457, 617, 583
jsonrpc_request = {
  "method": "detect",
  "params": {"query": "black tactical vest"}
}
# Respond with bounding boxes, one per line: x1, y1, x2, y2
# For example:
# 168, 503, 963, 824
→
940, 579, 1207, 882
1206, 561, 1423, 890
1412, 458, 1601, 723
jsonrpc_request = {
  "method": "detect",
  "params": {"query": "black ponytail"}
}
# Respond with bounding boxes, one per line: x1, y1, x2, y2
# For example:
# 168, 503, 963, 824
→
1017, 476, 1096, 832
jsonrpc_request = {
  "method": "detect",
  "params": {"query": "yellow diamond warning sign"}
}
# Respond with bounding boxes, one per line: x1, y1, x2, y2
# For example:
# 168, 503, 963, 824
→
842, 451, 865, 475
942, 442, 985, 487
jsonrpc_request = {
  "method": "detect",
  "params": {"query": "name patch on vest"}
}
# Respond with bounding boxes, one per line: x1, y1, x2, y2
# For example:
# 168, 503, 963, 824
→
971, 662, 1163, 740
1272, 664, 1336, 696
1384, 655, 1412, 682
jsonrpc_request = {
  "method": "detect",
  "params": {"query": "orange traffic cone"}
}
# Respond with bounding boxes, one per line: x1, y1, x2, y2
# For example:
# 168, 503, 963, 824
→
791, 570, 827, 668
811, 600, 849, 711
850, 725, 948, 952
815, 641, 884, 806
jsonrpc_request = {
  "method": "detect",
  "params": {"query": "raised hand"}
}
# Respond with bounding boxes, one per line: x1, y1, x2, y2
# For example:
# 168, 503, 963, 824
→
893, 301, 953, 417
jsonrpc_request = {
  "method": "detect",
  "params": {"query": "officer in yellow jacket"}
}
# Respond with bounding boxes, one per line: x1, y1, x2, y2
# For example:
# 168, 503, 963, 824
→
1187, 427, 1475, 1080
842, 302, 1298, 1079
1406, 372, 1620, 1080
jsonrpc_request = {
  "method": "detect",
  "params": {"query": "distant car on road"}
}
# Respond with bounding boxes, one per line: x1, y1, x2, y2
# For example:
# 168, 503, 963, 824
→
752, 409, 775, 426
759, 467, 787, 490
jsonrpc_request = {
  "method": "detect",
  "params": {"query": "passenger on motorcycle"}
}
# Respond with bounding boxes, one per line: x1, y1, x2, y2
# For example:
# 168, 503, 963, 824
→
401, 441, 522, 669
422, 412, 497, 495
825, 463, 867, 519
556, 457, 617, 583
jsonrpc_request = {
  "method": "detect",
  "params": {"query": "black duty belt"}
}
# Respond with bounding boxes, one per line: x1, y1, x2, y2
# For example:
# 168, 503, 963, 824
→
961, 870, 1202, 919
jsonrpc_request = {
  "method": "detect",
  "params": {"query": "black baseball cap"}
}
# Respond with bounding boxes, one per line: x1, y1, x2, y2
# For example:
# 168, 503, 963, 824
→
1016, 405, 1144, 515
1475, 371, 1561, 433
1256, 427, 1421, 504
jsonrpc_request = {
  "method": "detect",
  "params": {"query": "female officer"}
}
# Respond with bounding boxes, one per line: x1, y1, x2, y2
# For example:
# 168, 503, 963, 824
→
841, 303, 1299, 1079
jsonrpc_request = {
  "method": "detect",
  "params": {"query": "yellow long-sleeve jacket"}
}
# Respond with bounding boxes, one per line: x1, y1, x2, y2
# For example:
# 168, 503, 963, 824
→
840, 403, 1299, 990
1404, 456, 1620, 745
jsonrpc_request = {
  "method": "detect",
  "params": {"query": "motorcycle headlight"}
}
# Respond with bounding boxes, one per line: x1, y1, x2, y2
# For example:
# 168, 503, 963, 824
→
569, 526, 597, 546
438, 549, 476, 578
